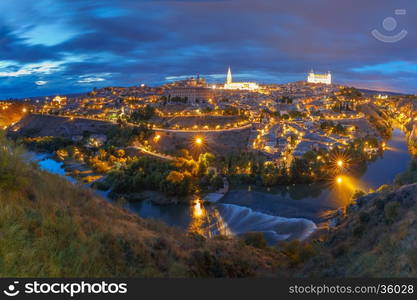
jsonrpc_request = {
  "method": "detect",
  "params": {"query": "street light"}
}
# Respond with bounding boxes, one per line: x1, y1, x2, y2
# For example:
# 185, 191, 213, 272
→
195, 137, 203, 146
154, 134, 161, 142
337, 160, 344, 168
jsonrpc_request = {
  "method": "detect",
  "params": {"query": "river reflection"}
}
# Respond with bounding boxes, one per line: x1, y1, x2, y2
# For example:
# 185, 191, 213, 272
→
188, 198, 209, 236
221, 128, 412, 224
188, 198, 233, 238
31, 128, 412, 244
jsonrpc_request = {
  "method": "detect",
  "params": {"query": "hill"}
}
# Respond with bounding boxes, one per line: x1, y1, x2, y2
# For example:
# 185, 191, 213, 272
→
0, 134, 283, 277
299, 159, 417, 277
2, 130, 417, 278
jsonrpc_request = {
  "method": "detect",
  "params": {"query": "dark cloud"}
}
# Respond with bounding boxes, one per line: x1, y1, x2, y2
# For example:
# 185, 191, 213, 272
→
0, 0, 416, 98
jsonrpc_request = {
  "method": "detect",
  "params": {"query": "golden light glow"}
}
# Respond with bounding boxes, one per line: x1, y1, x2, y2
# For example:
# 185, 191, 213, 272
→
337, 160, 344, 168
153, 134, 161, 142
337, 176, 343, 184
22, 108, 27, 113
193, 199, 203, 218
195, 137, 203, 145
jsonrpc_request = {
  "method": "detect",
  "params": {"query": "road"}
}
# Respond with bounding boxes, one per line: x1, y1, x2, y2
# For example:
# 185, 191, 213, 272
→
35, 113, 252, 133
130, 145, 175, 161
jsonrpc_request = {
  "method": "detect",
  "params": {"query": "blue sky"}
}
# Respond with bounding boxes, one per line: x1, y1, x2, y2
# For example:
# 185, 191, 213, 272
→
0, 0, 417, 98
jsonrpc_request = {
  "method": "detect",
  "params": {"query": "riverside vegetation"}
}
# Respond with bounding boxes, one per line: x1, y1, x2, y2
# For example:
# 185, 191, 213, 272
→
0, 134, 287, 277
18, 127, 386, 203
3, 132, 417, 277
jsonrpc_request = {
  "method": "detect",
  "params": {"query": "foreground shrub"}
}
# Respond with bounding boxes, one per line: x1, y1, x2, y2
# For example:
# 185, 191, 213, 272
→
240, 232, 267, 249
384, 201, 400, 224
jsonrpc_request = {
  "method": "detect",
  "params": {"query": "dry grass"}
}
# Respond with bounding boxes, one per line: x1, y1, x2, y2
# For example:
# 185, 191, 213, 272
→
0, 134, 284, 277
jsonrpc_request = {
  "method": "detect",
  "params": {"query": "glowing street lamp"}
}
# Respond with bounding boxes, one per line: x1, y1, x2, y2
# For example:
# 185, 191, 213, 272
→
336, 176, 343, 184
195, 137, 203, 146
337, 160, 344, 168
153, 134, 161, 142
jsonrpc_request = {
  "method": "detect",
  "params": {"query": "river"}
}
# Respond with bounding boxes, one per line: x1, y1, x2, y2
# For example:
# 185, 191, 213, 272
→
30, 128, 412, 245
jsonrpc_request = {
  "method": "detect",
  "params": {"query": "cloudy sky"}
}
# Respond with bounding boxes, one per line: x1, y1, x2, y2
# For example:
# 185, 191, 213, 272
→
0, 0, 416, 98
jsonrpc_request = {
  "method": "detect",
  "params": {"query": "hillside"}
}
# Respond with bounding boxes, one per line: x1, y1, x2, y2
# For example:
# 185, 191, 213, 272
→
300, 176, 417, 277
0, 102, 26, 128
0, 134, 283, 277
2, 131, 417, 277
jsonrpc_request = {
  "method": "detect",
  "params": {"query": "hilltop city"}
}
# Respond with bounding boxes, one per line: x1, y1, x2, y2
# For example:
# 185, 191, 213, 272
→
1, 67, 406, 204
2, 65, 417, 278
4, 69, 386, 161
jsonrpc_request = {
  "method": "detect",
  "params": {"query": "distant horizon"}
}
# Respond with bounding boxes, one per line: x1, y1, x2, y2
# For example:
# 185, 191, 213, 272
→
0, 0, 416, 99
0, 74, 409, 101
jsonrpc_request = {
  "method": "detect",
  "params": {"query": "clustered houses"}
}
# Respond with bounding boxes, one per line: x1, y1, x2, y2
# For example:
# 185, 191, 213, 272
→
29, 86, 164, 120
15, 70, 384, 166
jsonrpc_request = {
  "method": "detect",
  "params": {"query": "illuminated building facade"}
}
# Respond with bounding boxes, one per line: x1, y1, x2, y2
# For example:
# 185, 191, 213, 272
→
223, 67, 259, 91
307, 71, 332, 85
166, 87, 214, 104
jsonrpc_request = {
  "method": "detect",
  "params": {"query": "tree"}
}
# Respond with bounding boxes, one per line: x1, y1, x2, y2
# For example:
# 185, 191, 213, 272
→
129, 105, 156, 124
166, 171, 185, 184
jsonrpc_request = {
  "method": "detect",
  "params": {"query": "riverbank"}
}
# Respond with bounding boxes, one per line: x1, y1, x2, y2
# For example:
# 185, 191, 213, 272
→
26, 127, 412, 246
221, 128, 412, 222
28, 151, 319, 245
2, 136, 287, 277
6, 126, 417, 277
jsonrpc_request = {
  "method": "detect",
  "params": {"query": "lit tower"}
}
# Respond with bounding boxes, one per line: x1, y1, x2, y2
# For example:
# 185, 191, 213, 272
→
226, 66, 232, 84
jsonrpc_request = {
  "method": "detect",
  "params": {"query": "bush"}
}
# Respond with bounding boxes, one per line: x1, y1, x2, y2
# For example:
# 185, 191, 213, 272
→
91, 180, 110, 191
352, 190, 366, 201
241, 232, 267, 249
281, 240, 316, 266
353, 225, 364, 237
384, 201, 400, 224
22, 136, 73, 152
375, 198, 386, 210
377, 184, 391, 193
359, 212, 370, 224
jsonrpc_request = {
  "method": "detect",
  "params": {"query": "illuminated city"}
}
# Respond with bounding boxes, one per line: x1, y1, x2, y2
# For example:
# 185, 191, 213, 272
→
0, 0, 417, 285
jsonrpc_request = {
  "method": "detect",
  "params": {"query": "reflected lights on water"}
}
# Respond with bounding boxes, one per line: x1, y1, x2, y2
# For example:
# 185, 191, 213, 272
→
188, 198, 232, 238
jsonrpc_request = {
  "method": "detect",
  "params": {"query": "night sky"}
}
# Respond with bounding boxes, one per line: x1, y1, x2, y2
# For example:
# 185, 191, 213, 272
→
1, 0, 416, 98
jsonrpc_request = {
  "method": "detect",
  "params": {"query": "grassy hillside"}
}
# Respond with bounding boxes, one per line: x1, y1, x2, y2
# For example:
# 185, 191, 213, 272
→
0, 134, 285, 277
3, 131, 417, 278
300, 181, 417, 277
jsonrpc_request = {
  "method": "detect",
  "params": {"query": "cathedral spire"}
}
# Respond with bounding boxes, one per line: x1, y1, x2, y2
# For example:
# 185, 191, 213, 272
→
226, 66, 232, 84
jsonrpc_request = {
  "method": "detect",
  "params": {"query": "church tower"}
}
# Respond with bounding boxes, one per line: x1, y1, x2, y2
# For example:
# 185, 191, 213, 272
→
226, 67, 232, 84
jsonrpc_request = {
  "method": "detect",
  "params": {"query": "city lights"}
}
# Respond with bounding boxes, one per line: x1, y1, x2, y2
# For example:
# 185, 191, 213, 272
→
195, 137, 203, 146
153, 134, 161, 142
193, 199, 204, 218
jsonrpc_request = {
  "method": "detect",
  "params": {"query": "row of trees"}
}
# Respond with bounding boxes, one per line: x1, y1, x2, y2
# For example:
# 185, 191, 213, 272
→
104, 150, 223, 199
128, 105, 156, 124
320, 120, 348, 135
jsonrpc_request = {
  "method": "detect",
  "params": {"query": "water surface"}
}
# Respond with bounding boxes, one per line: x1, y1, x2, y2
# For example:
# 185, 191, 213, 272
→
31, 128, 412, 244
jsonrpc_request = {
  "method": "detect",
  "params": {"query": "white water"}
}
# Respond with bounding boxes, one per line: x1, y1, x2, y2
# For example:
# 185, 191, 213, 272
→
214, 204, 317, 244
29, 152, 319, 244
